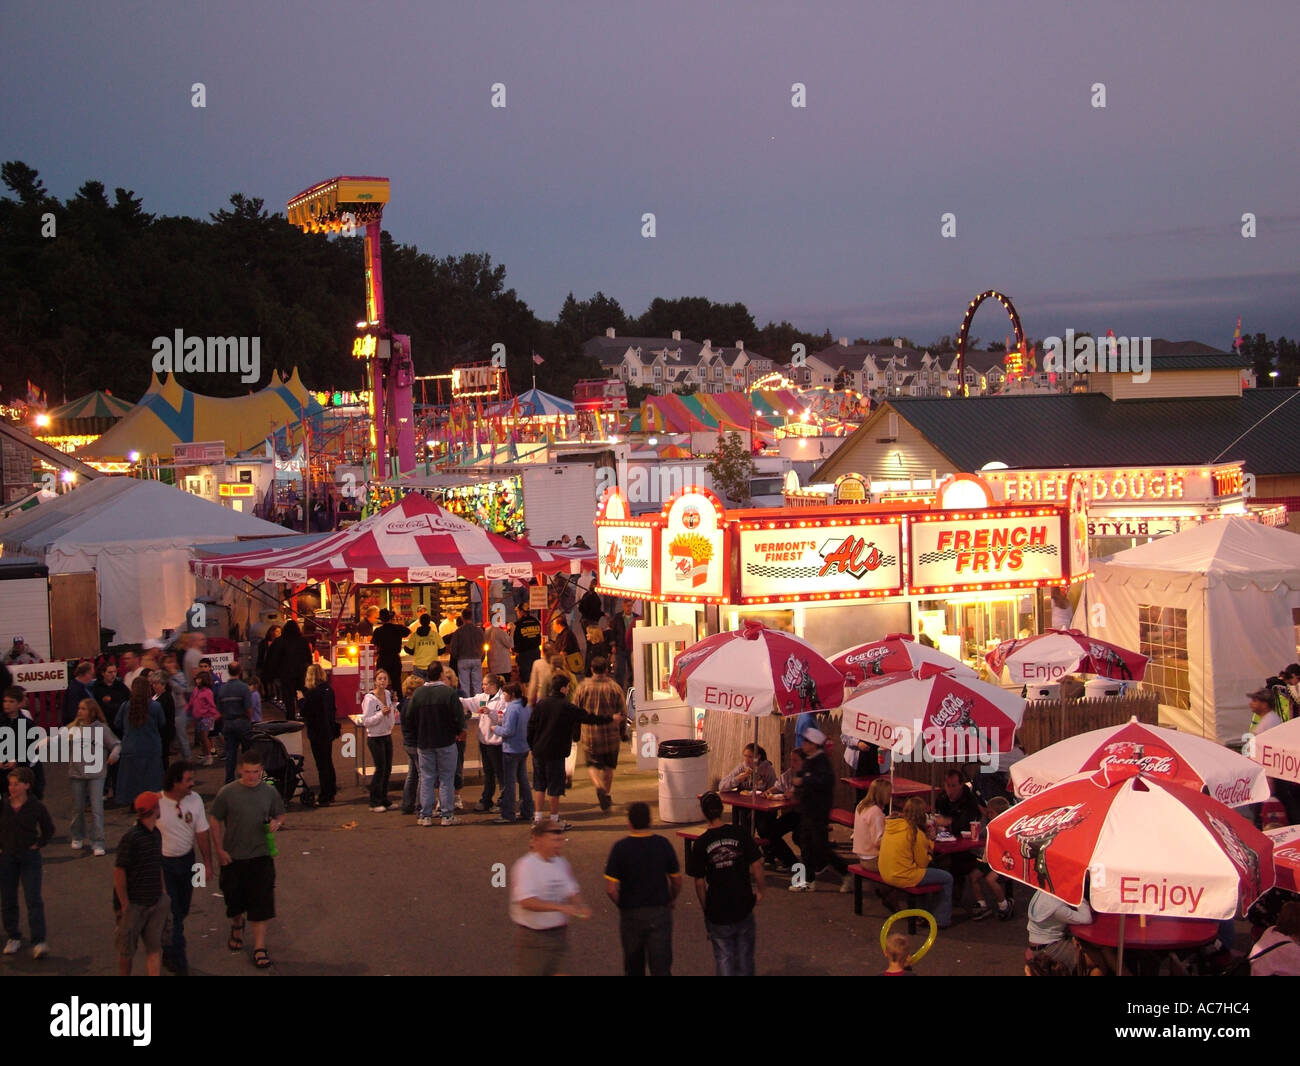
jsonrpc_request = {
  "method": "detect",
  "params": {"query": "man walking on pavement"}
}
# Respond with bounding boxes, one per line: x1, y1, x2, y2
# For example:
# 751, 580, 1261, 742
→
603, 801, 681, 976
216, 661, 255, 784
688, 791, 764, 975
210, 749, 285, 969
158, 760, 215, 976
409, 664, 465, 826
611, 599, 638, 690
573, 657, 626, 812
114, 791, 168, 976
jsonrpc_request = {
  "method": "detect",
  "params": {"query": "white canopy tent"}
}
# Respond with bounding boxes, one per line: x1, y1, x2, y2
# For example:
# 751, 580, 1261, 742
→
0, 477, 293, 645
1074, 518, 1300, 744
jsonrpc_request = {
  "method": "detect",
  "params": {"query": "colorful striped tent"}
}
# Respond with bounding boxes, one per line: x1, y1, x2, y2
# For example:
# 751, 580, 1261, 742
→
79, 369, 326, 461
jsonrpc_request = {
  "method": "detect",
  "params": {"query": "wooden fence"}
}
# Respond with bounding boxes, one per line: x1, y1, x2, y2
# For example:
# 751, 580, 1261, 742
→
700, 690, 1160, 809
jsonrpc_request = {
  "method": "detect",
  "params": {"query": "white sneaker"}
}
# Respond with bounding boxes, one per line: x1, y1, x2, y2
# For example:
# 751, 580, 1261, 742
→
441, 816, 462, 826
788, 882, 814, 892
32, 943, 48, 959
454, 798, 464, 811
70, 840, 83, 850
416, 817, 433, 827
2, 940, 20, 955
370, 806, 388, 813
92, 847, 106, 857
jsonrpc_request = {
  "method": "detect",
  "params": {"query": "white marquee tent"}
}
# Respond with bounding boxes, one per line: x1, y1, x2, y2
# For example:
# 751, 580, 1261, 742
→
1076, 518, 1300, 743
0, 477, 293, 645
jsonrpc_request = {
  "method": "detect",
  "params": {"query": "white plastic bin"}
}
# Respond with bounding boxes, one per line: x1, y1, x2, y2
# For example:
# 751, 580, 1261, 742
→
657, 739, 710, 823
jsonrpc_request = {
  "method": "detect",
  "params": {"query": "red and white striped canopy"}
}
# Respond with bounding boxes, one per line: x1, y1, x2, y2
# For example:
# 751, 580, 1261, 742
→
192, 495, 594, 584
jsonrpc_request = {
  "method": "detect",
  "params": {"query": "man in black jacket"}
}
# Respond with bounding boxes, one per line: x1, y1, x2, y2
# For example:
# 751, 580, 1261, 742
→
526, 675, 606, 830
513, 606, 542, 685
370, 610, 410, 697
409, 664, 466, 827
62, 660, 97, 726
790, 727, 847, 892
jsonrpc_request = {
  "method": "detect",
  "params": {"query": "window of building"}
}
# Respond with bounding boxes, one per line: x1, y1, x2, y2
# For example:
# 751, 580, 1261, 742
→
1139, 604, 1190, 710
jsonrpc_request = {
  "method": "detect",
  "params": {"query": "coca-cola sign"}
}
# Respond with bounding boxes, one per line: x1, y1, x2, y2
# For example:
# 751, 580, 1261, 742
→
1006, 804, 1086, 839
931, 691, 973, 730
1095, 741, 1178, 778
1212, 777, 1255, 805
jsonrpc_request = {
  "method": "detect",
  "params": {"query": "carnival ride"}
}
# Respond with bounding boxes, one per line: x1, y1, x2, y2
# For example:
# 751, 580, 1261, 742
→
956, 290, 1029, 396
287, 176, 415, 479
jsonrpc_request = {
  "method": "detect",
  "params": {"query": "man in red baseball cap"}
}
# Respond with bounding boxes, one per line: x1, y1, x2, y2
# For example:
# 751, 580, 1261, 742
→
113, 791, 167, 976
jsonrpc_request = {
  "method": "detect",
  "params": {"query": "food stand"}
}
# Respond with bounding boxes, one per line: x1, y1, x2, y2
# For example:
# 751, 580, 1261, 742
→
595, 474, 1090, 760
192, 494, 594, 712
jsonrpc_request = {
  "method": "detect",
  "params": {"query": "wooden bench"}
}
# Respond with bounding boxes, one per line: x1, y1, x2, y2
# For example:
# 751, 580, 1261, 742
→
848, 864, 942, 933
677, 829, 768, 867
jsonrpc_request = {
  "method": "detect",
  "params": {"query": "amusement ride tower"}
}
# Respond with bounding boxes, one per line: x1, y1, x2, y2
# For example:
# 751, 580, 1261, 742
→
287, 176, 415, 479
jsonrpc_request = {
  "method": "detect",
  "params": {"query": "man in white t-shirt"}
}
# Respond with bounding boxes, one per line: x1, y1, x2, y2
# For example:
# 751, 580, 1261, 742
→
157, 761, 215, 976
510, 821, 591, 976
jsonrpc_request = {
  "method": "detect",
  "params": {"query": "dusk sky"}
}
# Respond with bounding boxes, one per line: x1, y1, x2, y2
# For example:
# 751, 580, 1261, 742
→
4, 0, 1297, 349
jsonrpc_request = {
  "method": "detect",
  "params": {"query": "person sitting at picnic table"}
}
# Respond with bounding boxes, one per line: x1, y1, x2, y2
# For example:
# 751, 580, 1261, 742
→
1250, 901, 1300, 976
975, 796, 1015, 919
878, 797, 952, 928
934, 769, 1000, 920
758, 750, 802, 871
1026, 889, 1108, 976
852, 778, 892, 871
719, 744, 777, 793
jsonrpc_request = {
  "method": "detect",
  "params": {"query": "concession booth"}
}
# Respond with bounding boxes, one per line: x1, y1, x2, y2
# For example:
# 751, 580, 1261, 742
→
193, 493, 593, 710
595, 473, 1090, 769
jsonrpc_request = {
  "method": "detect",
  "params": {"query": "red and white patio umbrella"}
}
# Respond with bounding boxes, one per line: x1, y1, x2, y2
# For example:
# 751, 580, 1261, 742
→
840, 669, 1026, 759
1010, 717, 1271, 807
986, 628, 1148, 685
1265, 825, 1300, 894
669, 620, 845, 716
986, 767, 1275, 921
830, 634, 975, 687
1245, 716, 1300, 785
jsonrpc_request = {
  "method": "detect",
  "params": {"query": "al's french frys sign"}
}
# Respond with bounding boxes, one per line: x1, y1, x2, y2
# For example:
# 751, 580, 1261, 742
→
910, 513, 1064, 591
594, 490, 656, 597
736, 521, 903, 603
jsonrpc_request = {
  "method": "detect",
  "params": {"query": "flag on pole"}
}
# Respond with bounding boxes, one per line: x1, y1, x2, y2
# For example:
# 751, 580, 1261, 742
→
532, 353, 544, 365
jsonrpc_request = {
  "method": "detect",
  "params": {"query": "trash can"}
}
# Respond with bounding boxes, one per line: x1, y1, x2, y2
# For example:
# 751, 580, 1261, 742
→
657, 739, 710, 823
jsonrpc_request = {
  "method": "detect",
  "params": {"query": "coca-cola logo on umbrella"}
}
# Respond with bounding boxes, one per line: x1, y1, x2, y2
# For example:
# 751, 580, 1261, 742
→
1097, 740, 1178, 778
931, 691, 975, 730
1212, 777, 1255, 805
1001, 804, 1088, 897
1206, 813, 1261, 902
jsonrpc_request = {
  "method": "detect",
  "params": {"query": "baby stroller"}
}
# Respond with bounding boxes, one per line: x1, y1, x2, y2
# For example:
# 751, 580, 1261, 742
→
244, 723, 316, 809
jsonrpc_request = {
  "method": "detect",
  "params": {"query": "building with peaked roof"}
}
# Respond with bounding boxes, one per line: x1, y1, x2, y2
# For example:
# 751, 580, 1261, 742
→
810, 389, 1300, 549
584, 329, 774, 394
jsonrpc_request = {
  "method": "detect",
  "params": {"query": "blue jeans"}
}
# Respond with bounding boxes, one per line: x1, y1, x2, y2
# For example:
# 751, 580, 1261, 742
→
70, 776, 107, 849
499, 752, 534, 821
224, 719, 252, 783
418, 745, 458, 819
162, 851, 195, 970
401, 738, 420, 813
918, 867, 954, 925
457, 660, 483, 698
705, 912, 756, 976
0, 849, 45, 943
174, 710, 192, 759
